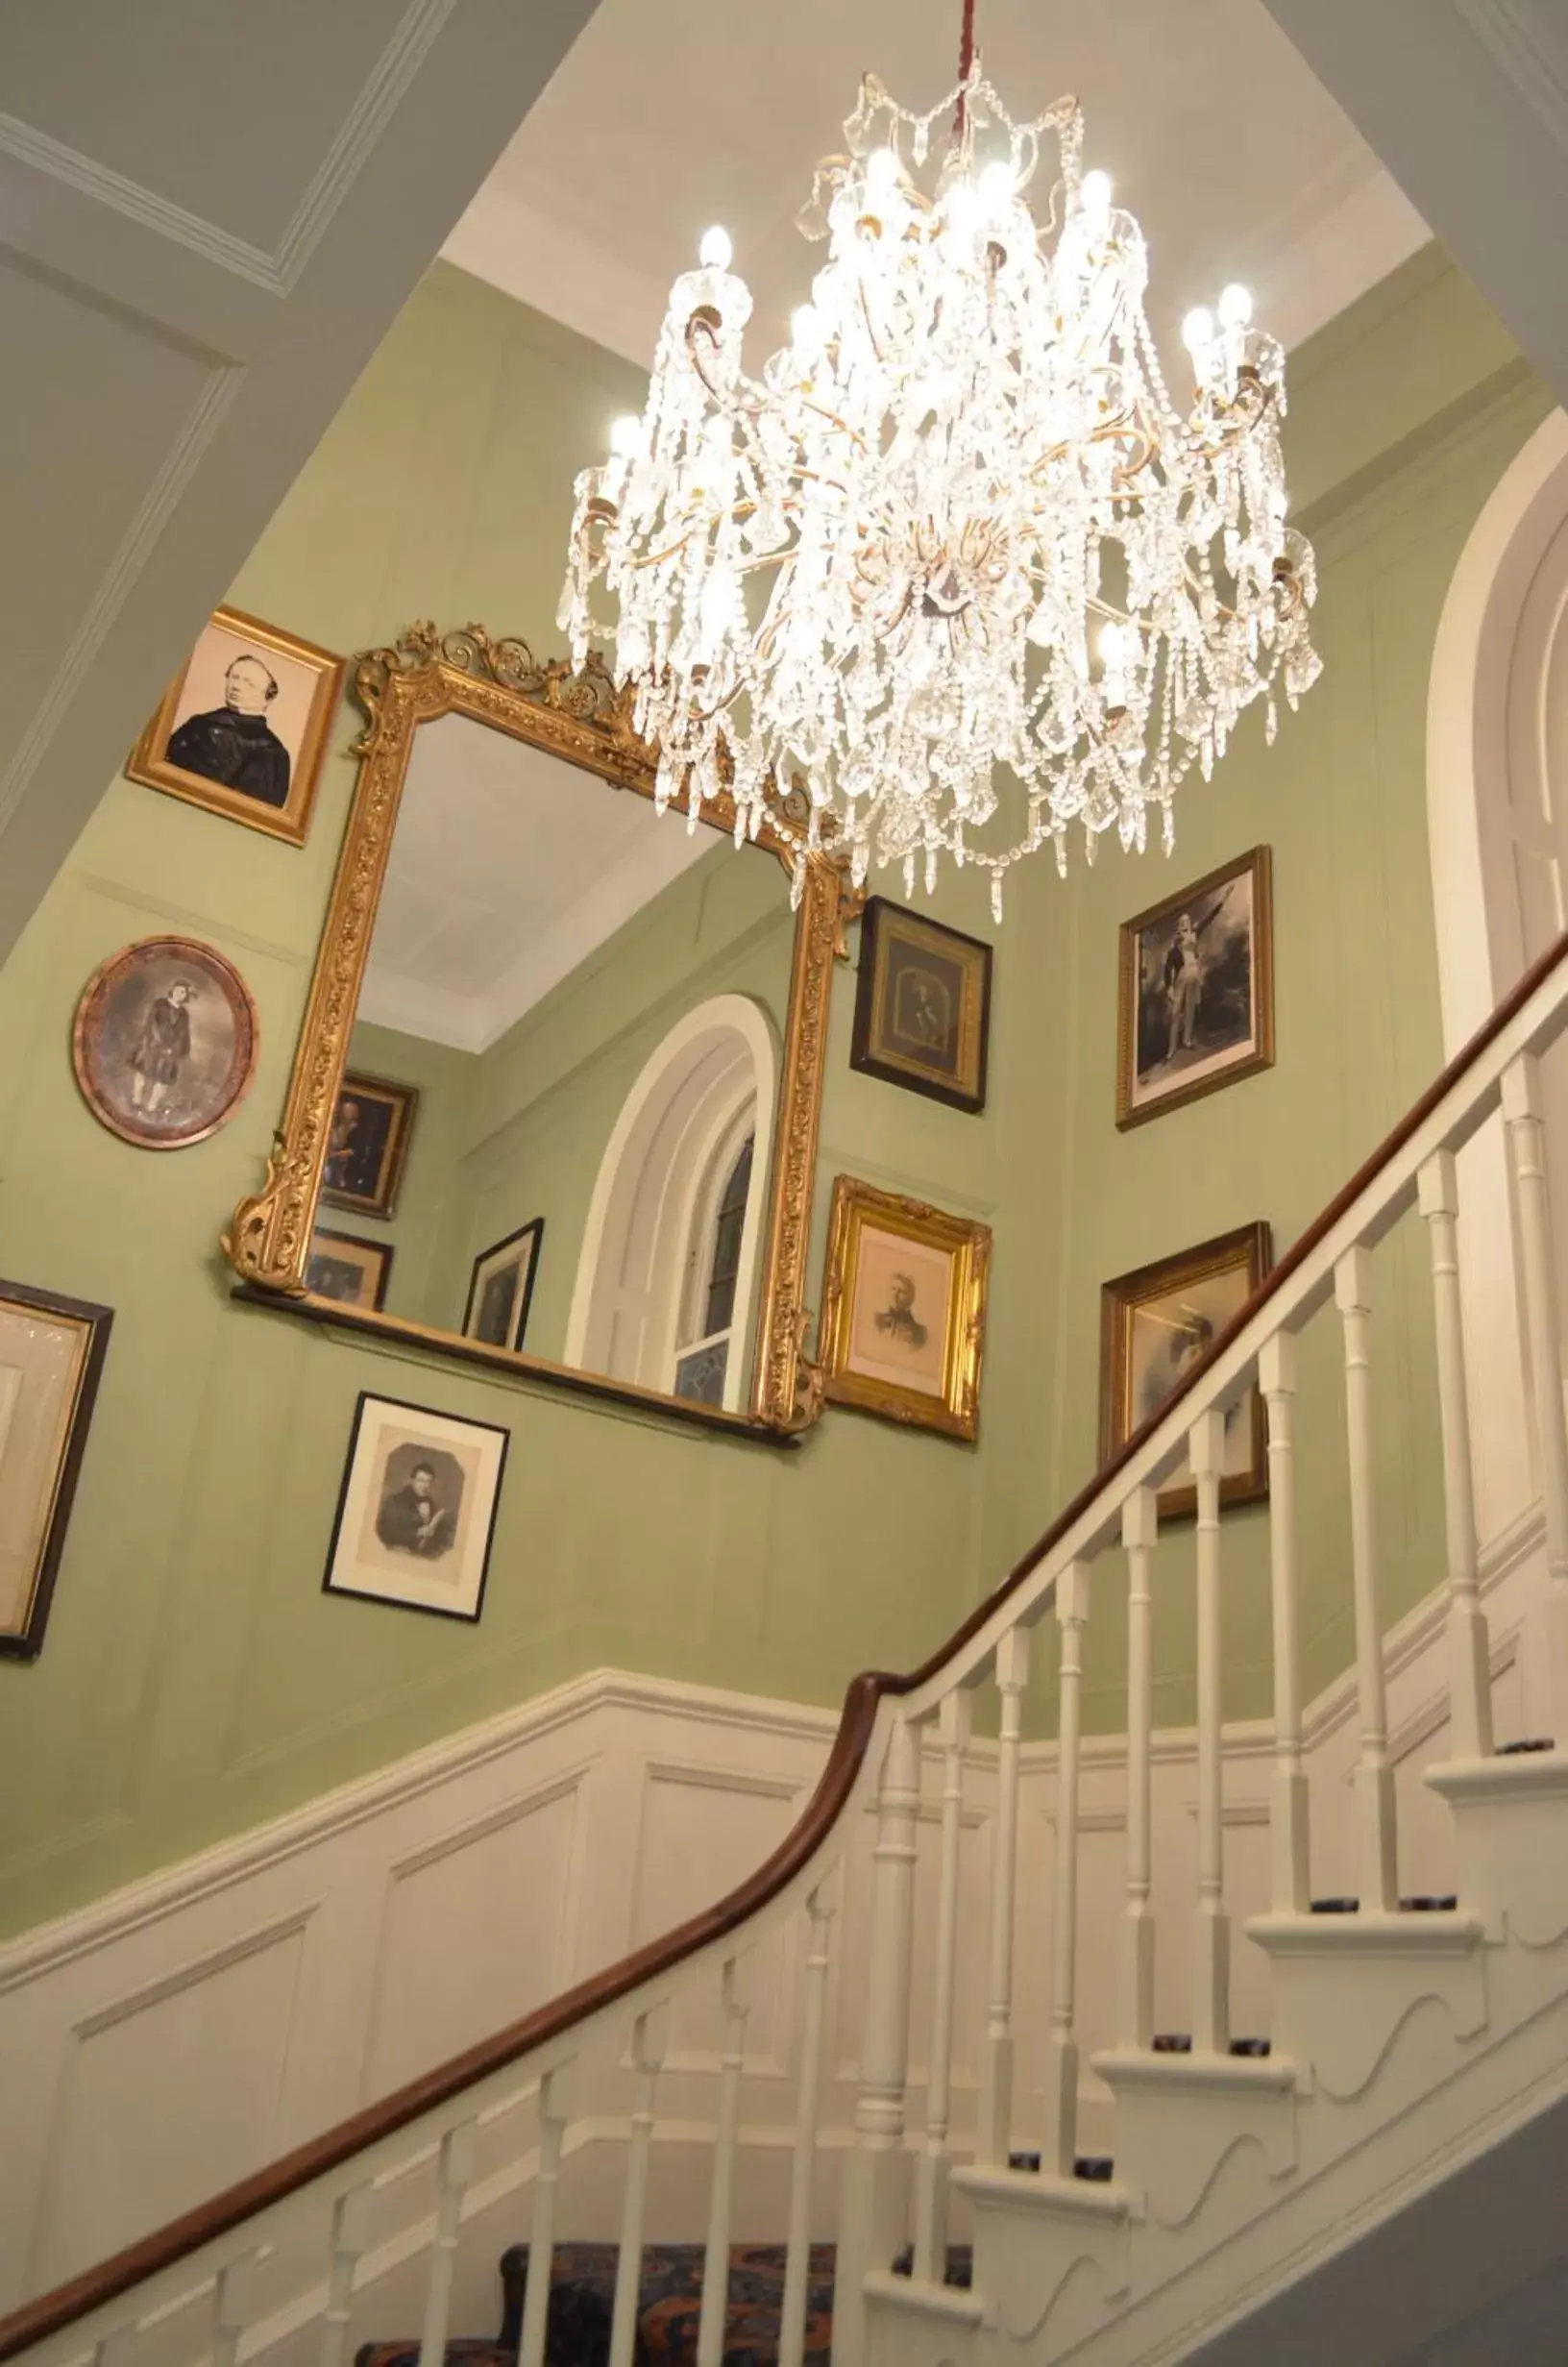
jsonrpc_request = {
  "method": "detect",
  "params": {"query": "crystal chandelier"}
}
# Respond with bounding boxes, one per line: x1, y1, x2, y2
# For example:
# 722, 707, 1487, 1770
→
560, 21, 1320, 916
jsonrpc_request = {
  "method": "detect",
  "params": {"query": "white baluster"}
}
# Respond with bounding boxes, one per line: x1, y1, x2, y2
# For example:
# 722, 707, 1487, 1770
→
697, 1953, 751, 2367
1191, 1411, 1231, 2051
1044, 1560, 1090, 2172
979, 1630, 1029, 2165
832, 1714, 920, 2367
1503, 1053, 1568, 1736
93, 2325, 137, 2367
1335, 1245, 1399, 1911
1120, 1488, 1157, 2049
610, 2007, 667, 2367
212, 2255, 261, 2367
779, 1881, 836, 2367
419, 2120, 477, 2367
520, 2061, 574, 2367
1260, 1332, 1311, 1912
1420, 1149, 1495, 1761
913, 1690, 969, 2279
319, 2185, 373, 2367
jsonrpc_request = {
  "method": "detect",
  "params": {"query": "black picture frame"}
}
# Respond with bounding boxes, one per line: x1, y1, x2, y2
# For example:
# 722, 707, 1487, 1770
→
306, 1227, 394, 1312
321, 1391, 509, 1624
461, 1218, 545, 1353
0, 1279, 113, 1662
849, 897, 993, 1115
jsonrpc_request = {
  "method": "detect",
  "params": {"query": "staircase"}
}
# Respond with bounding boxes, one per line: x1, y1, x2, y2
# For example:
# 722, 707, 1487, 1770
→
7, 937, 1568, 2367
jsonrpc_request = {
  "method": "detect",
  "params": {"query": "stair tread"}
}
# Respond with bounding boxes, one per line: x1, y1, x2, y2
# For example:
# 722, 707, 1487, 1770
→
1151, 2034, 1271, 2057
1498, 1738, 1556, 1755
1004, 2150, 1116, 2182
1309, 1895, 1458, 1913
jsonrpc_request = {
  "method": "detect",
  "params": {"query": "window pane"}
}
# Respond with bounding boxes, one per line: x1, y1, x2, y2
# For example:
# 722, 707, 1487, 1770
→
674, 1339, 729, 1406
703, 1134, 753, 1338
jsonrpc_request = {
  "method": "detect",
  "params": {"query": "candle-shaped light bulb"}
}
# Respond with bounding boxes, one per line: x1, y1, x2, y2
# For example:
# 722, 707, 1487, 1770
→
978, 159, 1016, 210
1217, 281, 1253, 330
864, 147, 900, 200
1182, 306, 1215, 358
1080, 168, 1113, 221
698, 225, 733, 270
609, 415, 642, 457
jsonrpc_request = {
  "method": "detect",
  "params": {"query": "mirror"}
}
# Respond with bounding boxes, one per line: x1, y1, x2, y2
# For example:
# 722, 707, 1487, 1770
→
224, 627, 845, 1433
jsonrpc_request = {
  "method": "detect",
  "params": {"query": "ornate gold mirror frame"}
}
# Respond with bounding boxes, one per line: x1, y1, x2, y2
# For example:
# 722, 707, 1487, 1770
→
222, 623, 850, 1434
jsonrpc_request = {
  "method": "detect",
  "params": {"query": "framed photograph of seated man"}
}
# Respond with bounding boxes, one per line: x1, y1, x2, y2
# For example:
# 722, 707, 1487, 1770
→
849, 898, 993, 1114
322, 1393, 509, 1623
1099, 1220, 1271, 1519
1116, 846, 1274, 1129
319, 1073, 418, 1220
819, 1175, 991, 1441
462, 1219, 545, 1352
128, 606, 345, 848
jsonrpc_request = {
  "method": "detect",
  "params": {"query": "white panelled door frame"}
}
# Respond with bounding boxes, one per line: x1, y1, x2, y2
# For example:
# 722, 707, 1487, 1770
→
0, 0, 601, 960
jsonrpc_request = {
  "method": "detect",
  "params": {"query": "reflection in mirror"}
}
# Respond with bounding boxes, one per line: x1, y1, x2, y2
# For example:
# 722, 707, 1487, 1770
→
307, 712, 793, 1413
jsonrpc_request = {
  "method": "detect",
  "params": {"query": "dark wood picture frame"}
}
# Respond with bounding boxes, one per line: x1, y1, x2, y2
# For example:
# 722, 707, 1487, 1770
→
320, 1073, 419, 1220
1116, 846, 1274, 1129
462, 1219, 545, 1353
849, 897, 993, 1115
321, 1390, 509, 1624
306, 1228, 394, 1313
1099, 1220, 1272, 1519
0, 1279, 113, 1662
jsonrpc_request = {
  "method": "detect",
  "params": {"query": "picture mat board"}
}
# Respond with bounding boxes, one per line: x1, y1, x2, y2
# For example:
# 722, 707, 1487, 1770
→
323, 1393, 508, 1620
0, 1286, 112, 1654
844, 1223, 953, 1397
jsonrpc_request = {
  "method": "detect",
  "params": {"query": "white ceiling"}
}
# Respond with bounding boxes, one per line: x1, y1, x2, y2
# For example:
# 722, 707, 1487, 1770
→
358, 713, 716, 1052
443, 0, 1428, 378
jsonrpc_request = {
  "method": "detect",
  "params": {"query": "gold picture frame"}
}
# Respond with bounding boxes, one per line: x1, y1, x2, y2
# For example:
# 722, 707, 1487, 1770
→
221, 623, 852, 1435
819, 1175, 991, 1441
129, 605, 345, 849
1099, 1220, 1271, 1519
1116, 846, 1274, 1129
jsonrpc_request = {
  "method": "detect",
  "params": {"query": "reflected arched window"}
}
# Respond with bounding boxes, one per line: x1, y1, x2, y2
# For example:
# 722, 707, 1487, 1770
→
674, 1125, 756, 1407
565, 997, 776, 1414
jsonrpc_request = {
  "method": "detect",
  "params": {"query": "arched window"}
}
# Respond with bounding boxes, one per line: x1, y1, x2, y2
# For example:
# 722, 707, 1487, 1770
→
565, 996, 776, 1412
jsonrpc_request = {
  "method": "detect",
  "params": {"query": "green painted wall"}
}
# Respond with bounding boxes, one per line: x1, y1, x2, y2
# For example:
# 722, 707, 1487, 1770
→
0, 250, 1550, 1938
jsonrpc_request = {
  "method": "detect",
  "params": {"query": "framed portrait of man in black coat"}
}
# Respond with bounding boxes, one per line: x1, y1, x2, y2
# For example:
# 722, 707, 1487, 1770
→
129, 605, 344, 848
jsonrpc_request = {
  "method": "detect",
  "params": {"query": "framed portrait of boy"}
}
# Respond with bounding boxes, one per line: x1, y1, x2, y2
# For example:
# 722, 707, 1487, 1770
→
1116, 847, 1273, 1129
1099, 1220, 1271, 1519
72, 935, 258, 1150
128, 606, 345, 849
849, 898, 993, 1114
306, 1229, 394, 1313
322, 1393, 509, 1622
319, 1073, 419, 1220
819, 1175, 991, 1441
0, 1278, 113, 1661
463, 1219, 545, 1352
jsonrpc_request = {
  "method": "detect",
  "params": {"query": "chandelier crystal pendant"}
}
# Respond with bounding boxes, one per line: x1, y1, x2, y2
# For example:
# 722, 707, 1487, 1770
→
560, 39, 1321, 917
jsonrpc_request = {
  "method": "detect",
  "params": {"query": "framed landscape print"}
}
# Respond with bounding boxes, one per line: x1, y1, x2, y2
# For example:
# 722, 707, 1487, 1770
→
129, 606, 345, 848
72, 936, 258, 1149
322, 1393, 508, 1623
463, 1219, 544, 1352
1116, 846, 1273, 1129
306, 1229, 393, 1313
850, 898, 992, 1114
0, 1280, 113, 1661
820, 1175, 991, 1441
1099, 1220, 1271, 1519
320, 1073, 418, 1220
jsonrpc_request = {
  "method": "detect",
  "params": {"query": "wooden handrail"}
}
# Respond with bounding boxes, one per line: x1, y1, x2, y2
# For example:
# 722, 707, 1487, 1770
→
3, 925, 1565, 2364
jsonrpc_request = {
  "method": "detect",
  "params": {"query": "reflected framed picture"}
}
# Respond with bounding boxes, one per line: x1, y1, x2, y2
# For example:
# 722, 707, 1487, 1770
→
0, 1279, 113, 1661
850, 898, 992, 1114
306, 1228, 393, 1312
463, 1219, 544, 1352
1116, 846, 1273, 1129
128, 606, 344, 848
1099, 1220, 1271, 1519
320, 1073, 418, 1219
72, 935, 258, 1150
820, 1175, 991, 1441
322, 1393, 508, 1622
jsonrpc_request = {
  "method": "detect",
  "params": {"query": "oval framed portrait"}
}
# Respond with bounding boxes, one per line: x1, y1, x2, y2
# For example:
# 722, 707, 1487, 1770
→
71, 936, 258, 1150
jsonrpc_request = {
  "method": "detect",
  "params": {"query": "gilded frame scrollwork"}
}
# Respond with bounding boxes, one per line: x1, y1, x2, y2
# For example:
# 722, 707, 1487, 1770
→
222, 622, 847, 1433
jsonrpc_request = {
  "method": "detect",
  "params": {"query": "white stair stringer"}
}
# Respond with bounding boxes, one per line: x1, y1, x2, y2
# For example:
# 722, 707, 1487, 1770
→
864, 1763, 1568, 2366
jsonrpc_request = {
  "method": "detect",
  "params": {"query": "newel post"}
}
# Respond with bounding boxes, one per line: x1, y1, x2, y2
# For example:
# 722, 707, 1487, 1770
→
831, 1712, 920, 2367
